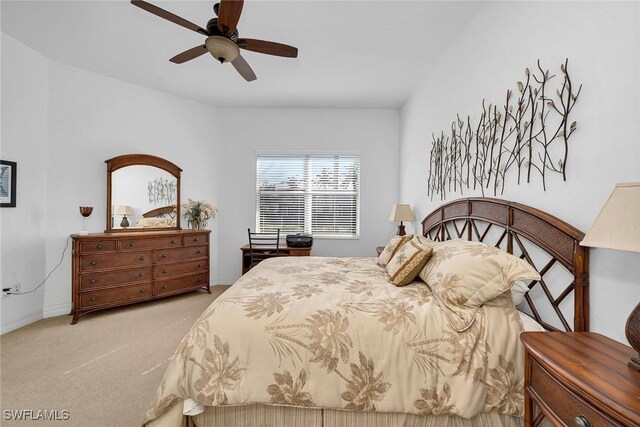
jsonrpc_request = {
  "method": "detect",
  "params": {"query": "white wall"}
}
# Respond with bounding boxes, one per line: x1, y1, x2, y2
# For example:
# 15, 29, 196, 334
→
216, 108, 400, 283
399, 1, 640, 344
1, 34, 222, 332
0, 35, 49, 331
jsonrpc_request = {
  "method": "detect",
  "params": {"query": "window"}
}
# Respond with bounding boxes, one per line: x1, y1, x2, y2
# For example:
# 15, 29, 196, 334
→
256, 153, 360, 238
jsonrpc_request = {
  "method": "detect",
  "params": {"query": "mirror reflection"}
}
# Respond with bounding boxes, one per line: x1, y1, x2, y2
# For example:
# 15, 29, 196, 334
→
111, 165, 178, 230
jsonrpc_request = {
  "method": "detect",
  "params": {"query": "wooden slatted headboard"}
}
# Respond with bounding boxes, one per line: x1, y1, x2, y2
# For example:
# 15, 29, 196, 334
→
421, 197, 590, 332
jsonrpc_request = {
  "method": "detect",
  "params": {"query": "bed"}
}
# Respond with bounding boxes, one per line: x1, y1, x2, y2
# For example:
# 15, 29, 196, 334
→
143, 198, 589, 427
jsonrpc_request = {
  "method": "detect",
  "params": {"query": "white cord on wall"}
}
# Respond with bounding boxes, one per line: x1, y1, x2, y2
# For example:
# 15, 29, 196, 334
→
2, 236, 71, 295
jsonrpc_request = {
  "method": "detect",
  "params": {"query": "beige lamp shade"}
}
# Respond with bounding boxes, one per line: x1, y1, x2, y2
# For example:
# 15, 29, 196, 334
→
389, 204, 415, 222
580, 183, 640, 253
115, 205, 134, 216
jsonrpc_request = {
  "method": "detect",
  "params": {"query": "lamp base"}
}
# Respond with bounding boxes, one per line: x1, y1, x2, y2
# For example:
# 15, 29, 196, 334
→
120, 215, 130, 228
396, 222, 406, 236
77, 231, 89, 236
626, 302, 640, 371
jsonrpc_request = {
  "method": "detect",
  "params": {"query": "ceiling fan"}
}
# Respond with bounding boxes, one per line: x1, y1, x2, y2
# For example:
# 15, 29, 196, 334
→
131, 0, 298, 82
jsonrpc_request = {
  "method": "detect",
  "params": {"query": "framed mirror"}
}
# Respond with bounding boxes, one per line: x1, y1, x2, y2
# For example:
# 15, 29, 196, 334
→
105, 154, 182, 232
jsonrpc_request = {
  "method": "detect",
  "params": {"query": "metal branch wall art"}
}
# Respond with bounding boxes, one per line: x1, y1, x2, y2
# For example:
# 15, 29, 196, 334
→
148, 177, 177, 205
427, 59, 582, 200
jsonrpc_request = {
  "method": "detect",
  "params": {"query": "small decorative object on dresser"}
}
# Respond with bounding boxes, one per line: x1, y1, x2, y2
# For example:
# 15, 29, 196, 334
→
580, 182, 640, 370
182, 199, 217, 230
70, 230, 211, 324
0, 160, 17, 208
388, 203, 415, 236
78, 206, 93, 235
521, 332, 640, 427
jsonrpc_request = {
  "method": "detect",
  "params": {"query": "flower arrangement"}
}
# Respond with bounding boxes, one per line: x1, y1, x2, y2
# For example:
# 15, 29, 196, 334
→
182, 199, 217, 230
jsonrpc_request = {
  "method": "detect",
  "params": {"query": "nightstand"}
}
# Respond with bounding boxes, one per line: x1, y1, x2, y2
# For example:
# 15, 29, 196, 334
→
376, 246, 385, 256
521, 332, 640, 427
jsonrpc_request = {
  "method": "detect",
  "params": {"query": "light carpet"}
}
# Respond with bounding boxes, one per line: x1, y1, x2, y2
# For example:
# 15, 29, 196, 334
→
1, 286, 230, 427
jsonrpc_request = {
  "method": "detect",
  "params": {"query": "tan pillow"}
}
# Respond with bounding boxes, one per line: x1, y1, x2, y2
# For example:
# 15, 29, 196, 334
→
420, 239, 540, 330
377, 234, 413, 267
386, 237, 433, 286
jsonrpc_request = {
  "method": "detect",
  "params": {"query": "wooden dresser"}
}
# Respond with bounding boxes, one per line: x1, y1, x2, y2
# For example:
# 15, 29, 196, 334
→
521, 332, 640, 427
71, 230, 211, 324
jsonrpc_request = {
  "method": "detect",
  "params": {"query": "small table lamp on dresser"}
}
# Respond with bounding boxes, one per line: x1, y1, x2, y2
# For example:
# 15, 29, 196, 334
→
389, 204, 415, 236
580, 182, 640, 370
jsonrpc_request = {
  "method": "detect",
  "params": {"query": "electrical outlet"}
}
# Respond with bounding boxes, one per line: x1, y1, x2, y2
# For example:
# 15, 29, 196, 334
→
11, 283, 20, 293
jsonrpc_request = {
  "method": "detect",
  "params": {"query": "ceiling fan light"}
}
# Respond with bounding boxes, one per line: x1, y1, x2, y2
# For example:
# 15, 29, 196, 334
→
205, 36, 239, 63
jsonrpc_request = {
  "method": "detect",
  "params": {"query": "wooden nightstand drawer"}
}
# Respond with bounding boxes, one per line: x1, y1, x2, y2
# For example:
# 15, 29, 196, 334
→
528, 358, 620, 427
288, 249, 310, 257
522, 332, 640, 427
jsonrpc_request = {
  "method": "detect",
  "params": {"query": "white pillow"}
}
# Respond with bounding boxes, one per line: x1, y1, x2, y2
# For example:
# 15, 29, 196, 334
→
510, 280, 530, 305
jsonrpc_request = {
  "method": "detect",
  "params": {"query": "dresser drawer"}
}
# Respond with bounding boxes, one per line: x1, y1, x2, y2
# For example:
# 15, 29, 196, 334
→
288, 249, 310, 256
80, 283, 152, 308
80, 251, 152, 271
120, 236, 182, 251
80, 267, 152, 290
183, 233, 208, 246
156, 246, 207, 263
529, 358, 621, 427
155, 260, 208, 279
79, 240, 117, 253
155, 273, 208, 296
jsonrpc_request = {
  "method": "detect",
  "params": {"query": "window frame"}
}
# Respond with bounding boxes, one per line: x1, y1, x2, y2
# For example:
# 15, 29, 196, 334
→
255, 151, 361, 240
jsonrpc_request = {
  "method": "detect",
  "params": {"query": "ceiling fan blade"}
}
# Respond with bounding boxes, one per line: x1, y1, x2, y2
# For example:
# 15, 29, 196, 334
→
131, 0, 208, 36
237, 38, 298, 58
217, 0, 244, 35
231, 54, 257, 82
170, 45, 208, 64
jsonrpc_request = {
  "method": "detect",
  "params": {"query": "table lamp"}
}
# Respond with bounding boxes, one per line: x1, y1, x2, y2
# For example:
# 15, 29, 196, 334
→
580, 182, 640, 370
115, 205, 134, 228
389, 204, 415, 236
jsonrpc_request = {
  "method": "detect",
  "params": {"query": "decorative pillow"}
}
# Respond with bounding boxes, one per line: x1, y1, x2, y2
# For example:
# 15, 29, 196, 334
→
385, 237, 434, 286
377, 234, 413, 267
510, 280, 531, 305
419, 239, 540, 330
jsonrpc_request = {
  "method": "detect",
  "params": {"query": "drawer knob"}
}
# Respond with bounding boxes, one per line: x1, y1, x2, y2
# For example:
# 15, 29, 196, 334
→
197, 278, 202, 283
196, 250, 202, 254
90, 297, 97, 301
161, 254, 167, 258
197, 264, 202, 268
171, 240, 176, 244
96, 244, 103, 249
139, 288, 146, 293
129, 242, 135, 247
90, 260, 97, 265
193, 238, 198, 242
139, 273, 144, 277
574, 415, 591, 427
162, 285, 167, 289
90, 279, 96, 284
139, 256, 145, 261
162, 270, 167, 274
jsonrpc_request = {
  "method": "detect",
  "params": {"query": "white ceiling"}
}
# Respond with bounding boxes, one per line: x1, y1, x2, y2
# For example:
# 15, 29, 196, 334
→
1, 1, 481, 108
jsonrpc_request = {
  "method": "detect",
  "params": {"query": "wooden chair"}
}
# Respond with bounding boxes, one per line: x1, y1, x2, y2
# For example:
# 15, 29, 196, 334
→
247, 228, 281, 270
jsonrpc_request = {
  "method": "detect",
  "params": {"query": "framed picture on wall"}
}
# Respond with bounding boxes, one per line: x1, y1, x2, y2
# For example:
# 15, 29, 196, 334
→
0, 160, 17, 208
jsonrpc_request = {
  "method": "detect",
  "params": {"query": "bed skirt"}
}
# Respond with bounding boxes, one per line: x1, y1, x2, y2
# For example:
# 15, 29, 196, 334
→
187, 404, 522, 427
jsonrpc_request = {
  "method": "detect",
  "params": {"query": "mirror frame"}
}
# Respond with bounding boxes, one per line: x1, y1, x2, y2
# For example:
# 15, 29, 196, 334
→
105, 154, 182, 233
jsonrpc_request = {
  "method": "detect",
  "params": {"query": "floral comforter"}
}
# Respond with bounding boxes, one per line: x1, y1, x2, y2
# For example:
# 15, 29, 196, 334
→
144, 256, 525, 425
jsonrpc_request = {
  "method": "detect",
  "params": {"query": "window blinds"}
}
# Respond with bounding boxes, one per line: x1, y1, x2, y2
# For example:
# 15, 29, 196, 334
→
256, 153, 360, 238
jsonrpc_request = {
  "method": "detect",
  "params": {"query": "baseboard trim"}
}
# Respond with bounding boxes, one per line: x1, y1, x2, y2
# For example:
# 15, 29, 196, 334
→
1, 311, 43, 335
43, 302, 72, 318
